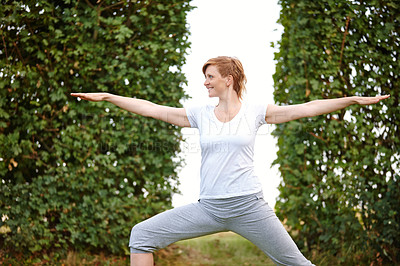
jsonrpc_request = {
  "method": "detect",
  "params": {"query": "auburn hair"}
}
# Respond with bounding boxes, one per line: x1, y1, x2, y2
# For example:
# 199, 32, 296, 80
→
202, 56, 247, 100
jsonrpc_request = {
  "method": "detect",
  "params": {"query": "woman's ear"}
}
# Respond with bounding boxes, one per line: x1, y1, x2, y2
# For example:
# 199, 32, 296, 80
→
226, 75, 233, 87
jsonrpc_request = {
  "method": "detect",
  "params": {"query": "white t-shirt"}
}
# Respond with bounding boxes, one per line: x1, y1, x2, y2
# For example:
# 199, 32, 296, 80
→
185, 101, 268, 199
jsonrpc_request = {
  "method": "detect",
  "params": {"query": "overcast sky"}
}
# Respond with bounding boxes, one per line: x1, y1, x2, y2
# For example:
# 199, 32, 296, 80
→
172, 0, 284, 208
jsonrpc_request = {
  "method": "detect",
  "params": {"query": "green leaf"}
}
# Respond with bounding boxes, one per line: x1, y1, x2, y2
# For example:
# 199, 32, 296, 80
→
1, 0, 192, 257
273, 0, 400, 263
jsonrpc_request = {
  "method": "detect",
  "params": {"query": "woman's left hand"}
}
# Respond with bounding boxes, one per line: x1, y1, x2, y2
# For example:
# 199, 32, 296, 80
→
355, 95, 390, 105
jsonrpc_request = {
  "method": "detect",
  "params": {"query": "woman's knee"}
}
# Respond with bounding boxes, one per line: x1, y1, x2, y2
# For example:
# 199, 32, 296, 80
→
130, 223, 144, 239
129, 222, 157, 253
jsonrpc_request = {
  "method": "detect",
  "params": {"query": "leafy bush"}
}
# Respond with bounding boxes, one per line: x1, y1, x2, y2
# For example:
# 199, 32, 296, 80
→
0, 0, 192, 256
273, 0, 399, 264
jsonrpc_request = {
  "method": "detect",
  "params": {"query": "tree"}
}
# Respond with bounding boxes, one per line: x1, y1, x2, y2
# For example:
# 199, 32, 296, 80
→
0, 0, 193, 256
273, 0, 399, 264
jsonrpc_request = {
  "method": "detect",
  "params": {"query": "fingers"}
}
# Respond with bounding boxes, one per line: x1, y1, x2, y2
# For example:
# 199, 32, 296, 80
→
70, 92, 104, 102
70, 93, 92, 102
70, 93, 83, 98
358, 95, 390, 105
379, 95, 390, 100
374, 95, 390, 104
71, 93, 91, 100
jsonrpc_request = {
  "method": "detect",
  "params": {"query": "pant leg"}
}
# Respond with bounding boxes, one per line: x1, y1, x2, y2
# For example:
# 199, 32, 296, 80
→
228, 195, 314, 266
129, 202, 226, 253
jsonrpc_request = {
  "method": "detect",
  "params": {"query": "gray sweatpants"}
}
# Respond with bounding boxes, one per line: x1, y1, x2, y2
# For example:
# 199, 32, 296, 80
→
129, 191, 314, 266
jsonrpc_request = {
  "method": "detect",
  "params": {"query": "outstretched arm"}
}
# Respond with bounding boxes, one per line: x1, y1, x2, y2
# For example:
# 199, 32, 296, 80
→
70, 92, 191, 127
265, 95, 390, 124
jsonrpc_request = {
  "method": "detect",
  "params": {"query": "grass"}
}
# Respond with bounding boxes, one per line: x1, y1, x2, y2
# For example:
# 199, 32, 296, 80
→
154, 232, 275, 266
1, 232, 274, 265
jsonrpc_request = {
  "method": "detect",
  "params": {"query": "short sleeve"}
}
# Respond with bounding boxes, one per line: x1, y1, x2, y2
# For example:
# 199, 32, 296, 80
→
252, 101, 269, 129
184, 103, 202, 128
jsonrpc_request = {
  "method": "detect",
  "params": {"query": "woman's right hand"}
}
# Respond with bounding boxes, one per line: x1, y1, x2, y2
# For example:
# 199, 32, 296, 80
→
70, 92, 109, 102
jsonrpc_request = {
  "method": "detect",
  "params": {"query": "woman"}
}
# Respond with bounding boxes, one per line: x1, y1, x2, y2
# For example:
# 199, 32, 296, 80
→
71, 56, 389, 266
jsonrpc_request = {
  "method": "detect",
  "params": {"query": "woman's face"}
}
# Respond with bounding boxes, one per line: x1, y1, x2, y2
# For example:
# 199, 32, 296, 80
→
203, 65, 228, 98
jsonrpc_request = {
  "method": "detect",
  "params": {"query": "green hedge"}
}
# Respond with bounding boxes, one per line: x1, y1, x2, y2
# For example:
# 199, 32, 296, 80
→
0, 0, 193, 256
273, 0, 399, 264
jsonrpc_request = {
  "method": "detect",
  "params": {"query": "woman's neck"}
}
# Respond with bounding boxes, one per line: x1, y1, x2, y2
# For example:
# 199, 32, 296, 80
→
216, 89, 241, 111
215, 94, 242, 123
216, 98, 241, 111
